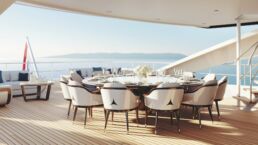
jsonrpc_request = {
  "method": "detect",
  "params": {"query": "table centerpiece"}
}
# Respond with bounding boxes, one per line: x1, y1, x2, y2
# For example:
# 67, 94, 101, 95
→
134, 65, 153, 83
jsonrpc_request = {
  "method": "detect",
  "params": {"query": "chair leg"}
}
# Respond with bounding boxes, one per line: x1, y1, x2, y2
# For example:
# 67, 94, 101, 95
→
67, 100, 72, 118
104, 110, 110, 132
208, 105, 214, 123
176, 110, 181, 133
198, 107, 202, 128
136, 108, 139, 124
195, 106, 199, 119
73, 106, 78, 123
91, 107, 93, 118
215, 100, 221, 120
192, 106, 195, 119
170, 111, 174, 125
125, 111, 129, 134
155, 111, 158, 134
145, 107, 148, 127
88, 108, 91, 118
111, 112, 114, 122
84, 108, 88, 128
104, 109, 107, 121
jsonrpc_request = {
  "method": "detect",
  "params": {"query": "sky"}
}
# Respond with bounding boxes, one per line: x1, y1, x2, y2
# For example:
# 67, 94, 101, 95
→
0, 4, 258, 60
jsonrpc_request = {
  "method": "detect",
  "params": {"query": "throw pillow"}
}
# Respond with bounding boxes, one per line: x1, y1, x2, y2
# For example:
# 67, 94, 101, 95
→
93, 67, 103, 72
18, 73, 29, 81
0, 71, 3, 83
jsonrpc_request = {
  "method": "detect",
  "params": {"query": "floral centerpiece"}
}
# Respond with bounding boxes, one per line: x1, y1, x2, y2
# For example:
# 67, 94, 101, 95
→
134, 65, 153, 78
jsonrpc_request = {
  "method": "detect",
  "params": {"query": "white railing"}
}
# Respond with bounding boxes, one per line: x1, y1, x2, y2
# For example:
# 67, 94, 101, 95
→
1, 60, 258, 85
0, 60, 169, 80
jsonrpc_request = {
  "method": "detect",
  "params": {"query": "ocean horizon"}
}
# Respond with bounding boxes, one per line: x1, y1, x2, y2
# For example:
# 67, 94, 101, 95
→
0, 53, 254, 85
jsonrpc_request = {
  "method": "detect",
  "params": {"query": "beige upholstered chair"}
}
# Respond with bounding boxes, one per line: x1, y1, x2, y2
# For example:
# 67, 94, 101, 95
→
182, 80, 218, 128
67, 80, 103, 127
101, 82, 140, 133
214, 76, 227, 119
203, 73, 216, 82
70, 71, 83, 83
183, 72, 195, 78
145, 83, 184, 134
0, 85, 12, 107
60, 76, 72, 117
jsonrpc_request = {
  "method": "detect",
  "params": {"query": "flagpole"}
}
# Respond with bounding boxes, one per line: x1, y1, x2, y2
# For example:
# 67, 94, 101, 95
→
22, 43, 28, 71
26, 36, 40, 78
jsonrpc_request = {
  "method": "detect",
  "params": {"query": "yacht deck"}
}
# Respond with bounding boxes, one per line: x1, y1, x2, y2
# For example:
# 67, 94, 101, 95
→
1, 82, 258, 145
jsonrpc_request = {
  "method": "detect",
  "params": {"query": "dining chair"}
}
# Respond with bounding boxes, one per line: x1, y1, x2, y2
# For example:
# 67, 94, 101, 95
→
59, 76, 72, 117
182, 80, 218, 128
144, 83, 184, 134
214, 76, 227, 120
203, 73, 216, 82
101, 82, 140, 134
67, 80, 103, 128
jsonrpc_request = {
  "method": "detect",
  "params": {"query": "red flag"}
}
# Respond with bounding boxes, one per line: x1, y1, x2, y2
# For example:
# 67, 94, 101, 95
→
22, 42, 28, 71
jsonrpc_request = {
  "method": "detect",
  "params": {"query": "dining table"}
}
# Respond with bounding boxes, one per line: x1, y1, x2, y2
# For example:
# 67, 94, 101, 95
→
82, 75, 204, 109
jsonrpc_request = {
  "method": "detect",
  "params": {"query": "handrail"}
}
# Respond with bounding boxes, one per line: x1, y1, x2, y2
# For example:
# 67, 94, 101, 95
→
236, 41, 258, 61
240, 63, 258, 80
246, 42, 258, 102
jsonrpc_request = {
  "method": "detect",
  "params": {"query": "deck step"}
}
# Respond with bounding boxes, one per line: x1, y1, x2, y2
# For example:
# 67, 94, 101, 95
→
233, 96, 251, 104
233, 96, 258, 104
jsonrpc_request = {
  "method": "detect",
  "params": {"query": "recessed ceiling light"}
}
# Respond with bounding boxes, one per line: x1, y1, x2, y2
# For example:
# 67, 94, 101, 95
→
214, 9, 219, 13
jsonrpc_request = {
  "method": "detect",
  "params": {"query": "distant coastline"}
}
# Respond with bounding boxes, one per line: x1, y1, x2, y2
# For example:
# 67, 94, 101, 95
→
48, 53, 186, 60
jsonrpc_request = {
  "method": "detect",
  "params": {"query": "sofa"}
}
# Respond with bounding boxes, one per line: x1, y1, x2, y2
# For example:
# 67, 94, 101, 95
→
0, 70, 37, 96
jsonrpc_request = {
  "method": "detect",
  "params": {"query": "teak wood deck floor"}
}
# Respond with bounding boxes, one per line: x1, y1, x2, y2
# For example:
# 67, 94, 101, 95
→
1, 83, 258, 145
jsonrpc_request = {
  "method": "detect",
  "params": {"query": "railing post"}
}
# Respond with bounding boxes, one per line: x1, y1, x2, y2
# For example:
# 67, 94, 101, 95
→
250, 64, 253, 102
236, 20, 241, 107
244, 64, 246, 85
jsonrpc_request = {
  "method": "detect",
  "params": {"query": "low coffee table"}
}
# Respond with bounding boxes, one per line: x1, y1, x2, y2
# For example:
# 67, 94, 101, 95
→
20, 81, 54, 102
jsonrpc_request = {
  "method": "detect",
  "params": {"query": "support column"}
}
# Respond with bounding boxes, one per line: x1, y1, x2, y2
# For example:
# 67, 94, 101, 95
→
236, 20, 241, 107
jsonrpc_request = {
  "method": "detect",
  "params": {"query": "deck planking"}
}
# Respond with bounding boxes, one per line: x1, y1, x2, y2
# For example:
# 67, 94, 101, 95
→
0, 82, 258, 145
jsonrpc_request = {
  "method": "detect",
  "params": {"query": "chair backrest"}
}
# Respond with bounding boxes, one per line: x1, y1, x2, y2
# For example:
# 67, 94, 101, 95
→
67, 80, 102, 106
101, 83, 139, 110
145, 83, 184, 110
183, 72, 194, 78
70, 71, 83, 83
215, 76, 227, 101
59, 76, 71, 100
203, 73, 216, 82
192, 80, 218, 105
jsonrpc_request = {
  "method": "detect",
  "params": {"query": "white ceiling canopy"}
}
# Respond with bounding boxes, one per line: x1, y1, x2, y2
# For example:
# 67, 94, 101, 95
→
12, 0, 258, 28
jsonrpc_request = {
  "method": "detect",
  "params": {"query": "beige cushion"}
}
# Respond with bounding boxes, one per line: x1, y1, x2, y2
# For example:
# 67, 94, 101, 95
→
1, 71, 10, 82
68, 80, 83, 87
60, 76, 68, 83
157, 83, 180, 88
